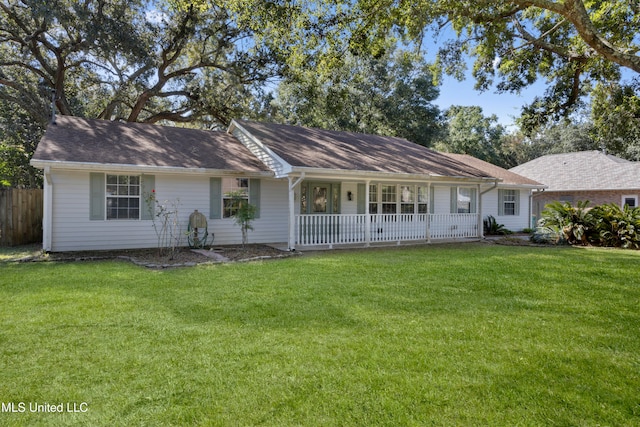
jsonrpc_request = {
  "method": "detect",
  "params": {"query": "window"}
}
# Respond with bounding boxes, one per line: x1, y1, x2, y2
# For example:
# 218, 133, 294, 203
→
210, 177, 260, 220
222, 178, 249, 218
622, 195, 637, 208
381, 185, 397, 214
451, 187, 477, 214
106, 175, 140, 220
368, 184, 428, 214
369, 184, 378, 214
417, 186, 428, 213
400, 186, 415, 213
500, 189, 520, 216
457, 187, 473, 213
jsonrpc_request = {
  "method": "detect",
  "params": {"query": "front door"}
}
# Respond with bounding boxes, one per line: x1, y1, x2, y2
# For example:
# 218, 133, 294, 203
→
301, 182, 340, 214
300, 182, 341, 244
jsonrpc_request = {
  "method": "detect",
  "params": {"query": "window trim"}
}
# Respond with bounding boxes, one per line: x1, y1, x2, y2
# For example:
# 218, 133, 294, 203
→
105, 174, 141, 220
210, 177, 261, 220
90, 173, 154, 221
499, 189, 520, 216
222, 177, 250, 218
451, 186, 477, 214
368, 183, 429, 215
622, 195, 638, 208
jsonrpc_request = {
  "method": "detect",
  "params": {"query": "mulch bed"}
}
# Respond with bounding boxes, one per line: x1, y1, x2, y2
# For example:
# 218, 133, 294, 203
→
21, 244, 295, 268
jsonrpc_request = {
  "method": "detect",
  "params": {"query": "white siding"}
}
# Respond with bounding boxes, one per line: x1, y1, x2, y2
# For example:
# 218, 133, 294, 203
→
210, 178, 289, 245
51, 170, 157, 251
432, 186, 452, 214
49, 170, 289, 251
482, 188, 532, 231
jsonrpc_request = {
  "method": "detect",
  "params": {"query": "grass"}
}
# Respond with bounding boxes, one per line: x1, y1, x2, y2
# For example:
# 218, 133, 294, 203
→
1, 243, 639, 426
0, 244, 41, 261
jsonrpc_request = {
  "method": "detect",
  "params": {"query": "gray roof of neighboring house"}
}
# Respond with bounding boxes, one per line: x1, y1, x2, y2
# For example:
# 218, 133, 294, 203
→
442, 153, 544, 187
510, 150, 640, 191
232, 120, 491, 179
32, 115, 271, 173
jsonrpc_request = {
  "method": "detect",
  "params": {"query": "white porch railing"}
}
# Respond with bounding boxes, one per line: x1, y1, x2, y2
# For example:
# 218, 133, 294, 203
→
427, 213, 479, 240
295, 213, 479, 246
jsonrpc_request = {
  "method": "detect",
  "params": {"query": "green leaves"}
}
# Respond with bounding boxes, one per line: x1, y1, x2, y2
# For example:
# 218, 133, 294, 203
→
590, 203, 640, 249
271, 46, 442, 147
435, 105, 510, 167
540, 200, 640, 249
343, 0, 640, 131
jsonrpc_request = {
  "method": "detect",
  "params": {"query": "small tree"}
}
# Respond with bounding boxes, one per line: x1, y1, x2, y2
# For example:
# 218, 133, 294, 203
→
145, 190, 183, 259
228, 191, 257, 248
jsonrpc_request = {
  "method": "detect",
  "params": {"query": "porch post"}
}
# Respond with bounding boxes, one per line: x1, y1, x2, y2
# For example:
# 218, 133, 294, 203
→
365, 180, 371, 247
426, 182, 431, 243
477, 183, 484, 239
288, 177, 295, 250
288, 174, 305, 251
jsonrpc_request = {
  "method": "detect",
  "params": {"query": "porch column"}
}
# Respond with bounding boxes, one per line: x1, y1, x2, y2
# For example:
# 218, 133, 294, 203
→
288, 174, 305, 251
364, 180, 371, 247
426, 182, 431, 243
477, 183, 484, 239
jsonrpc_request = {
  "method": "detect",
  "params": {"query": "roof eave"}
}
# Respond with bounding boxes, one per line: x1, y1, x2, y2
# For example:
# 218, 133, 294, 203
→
286, 166, 500, 183
497, 183, 547, 189
30, 159, 274, 177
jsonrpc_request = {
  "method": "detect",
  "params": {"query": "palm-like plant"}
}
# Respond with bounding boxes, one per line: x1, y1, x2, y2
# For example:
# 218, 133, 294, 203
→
590, 203, 640, 249
483, 215, 512, 235
539, 200, 593, 245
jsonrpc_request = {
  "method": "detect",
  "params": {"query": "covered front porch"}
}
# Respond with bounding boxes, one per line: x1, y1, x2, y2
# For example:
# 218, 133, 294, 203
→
285, 174, 491, 250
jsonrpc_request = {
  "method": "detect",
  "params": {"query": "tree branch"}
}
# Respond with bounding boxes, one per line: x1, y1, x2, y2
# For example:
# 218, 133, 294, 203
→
517, 0, 640, 73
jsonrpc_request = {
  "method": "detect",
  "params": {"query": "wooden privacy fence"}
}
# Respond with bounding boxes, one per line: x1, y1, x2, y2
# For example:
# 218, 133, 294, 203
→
0, 188, 43, 246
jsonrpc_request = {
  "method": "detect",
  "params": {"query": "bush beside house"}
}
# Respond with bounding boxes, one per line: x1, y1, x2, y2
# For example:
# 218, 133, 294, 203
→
536, 201, 640, 249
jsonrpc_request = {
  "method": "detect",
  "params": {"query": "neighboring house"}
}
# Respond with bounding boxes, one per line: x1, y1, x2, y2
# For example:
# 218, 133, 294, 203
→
441, 153, 544, 231
510, 151, 640, 221
31, 116, 539, 252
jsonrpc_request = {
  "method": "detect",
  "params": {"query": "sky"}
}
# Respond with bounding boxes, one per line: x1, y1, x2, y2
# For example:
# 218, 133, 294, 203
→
434, 73, 545, 130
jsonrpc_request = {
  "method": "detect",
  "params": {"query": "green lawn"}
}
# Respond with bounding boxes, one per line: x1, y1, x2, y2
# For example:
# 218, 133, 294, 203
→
1, 244, 639, 426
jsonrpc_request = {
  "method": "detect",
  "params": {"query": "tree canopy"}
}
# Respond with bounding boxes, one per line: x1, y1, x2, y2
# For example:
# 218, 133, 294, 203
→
270, 47, 442, 147
0, 0, 279, 127
2, 0, 640, 187
343, 0, 640, 130
434, 106, 511, 167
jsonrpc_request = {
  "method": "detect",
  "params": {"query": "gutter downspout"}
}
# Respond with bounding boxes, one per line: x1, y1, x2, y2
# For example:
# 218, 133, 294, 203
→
43, 167, 53, 252
287, 173, 305, 251
531, 188, 545, 228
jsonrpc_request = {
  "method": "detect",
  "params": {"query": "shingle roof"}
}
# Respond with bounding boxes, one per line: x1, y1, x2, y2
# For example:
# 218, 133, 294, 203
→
233, 120, 490, 178
510, 151, 640, 191
32, 116, 270, 173
442, 153, 544, 187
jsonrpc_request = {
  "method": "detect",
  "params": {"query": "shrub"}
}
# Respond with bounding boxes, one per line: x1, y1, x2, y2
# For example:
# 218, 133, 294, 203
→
589, 203, 640, 249
538, 200, 640, 249
483, 215, 512, 235
539, 200, 593, 245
